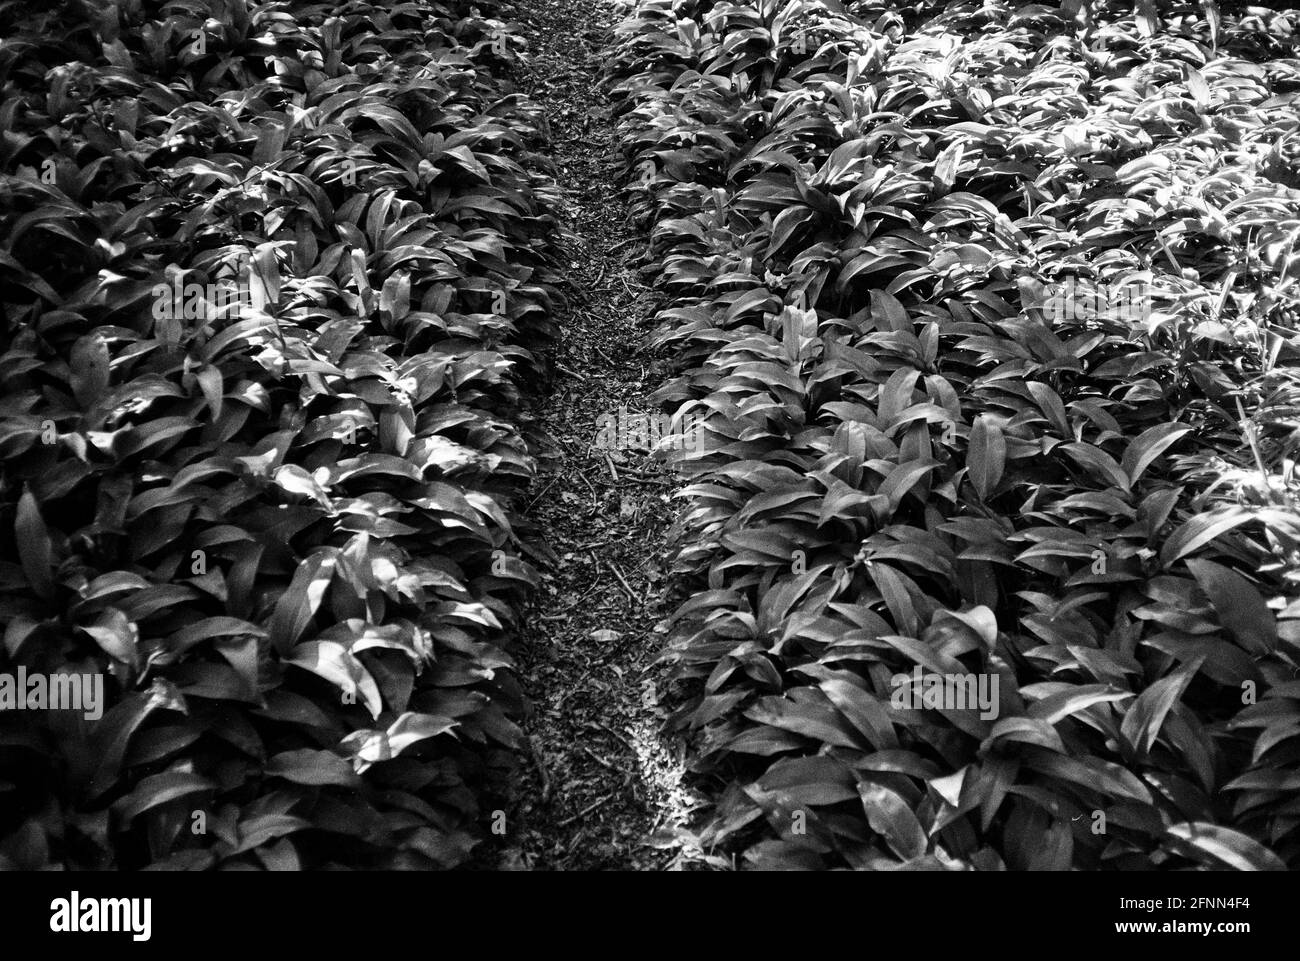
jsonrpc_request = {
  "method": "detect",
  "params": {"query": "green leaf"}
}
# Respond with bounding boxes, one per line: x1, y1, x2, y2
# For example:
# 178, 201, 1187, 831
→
982, 718, 1067, 754
168, 617, 267, 656
1027, 753, 1152, 803
70, 332, 112, 407
231, 814, 311, 855
114, 770, 216, 823
78, 572, 150, 606
1136, 0, 1158, 38
858, 782, 927, 860
820, 678, 898, 749
1160, 507, 1255, 567
1023, 820, 1073, 871
1186, 559, 1277, 655
935, 606, 998, 650
15, 488, 54, 600
1121, 422, 1191, 485
195, 365, 224, 422
1061, 442, 1129, 492
284, 640, 382, 719
1165, 822, 1286, 871
270, 551, 338, 654
1027, 685, 1132, 726
722, 726, 807, 756
215, 634, 260, 700
870, 289, 912, 333
80, 608, 140, 670
869, 563, 920, 637
266, 749, 359, 787
932, 141, 964, 195
88, 679, 188, 799
273, 464, 332, 508
380, 270, 412, 323
968, 415, 1004, 501
757, 756, 858, 806
745, 694, 861, 749
1120, 656, 1204, 761
878, 459, 938, 512
385, 712, 459, 754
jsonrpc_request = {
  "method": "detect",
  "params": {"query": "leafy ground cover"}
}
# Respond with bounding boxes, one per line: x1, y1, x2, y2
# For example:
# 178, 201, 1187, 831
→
0, 0, 565, 868
480, 0, 702, 871
5, 0, 1300, 874
608, 0, 1300, 869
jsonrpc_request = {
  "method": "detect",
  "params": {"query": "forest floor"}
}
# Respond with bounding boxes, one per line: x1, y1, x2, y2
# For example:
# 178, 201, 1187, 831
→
484, 0, 707, 870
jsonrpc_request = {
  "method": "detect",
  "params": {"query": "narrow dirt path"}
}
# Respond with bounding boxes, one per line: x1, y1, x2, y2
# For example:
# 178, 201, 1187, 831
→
486, 0, 703, 870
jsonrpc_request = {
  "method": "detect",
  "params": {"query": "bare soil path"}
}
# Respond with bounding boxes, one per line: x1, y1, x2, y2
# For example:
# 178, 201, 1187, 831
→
485, 0, 703, 870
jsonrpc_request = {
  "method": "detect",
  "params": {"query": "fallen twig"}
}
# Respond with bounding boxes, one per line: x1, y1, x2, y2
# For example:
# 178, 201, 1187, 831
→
558, 793, 613, 827
525, 473, 563, 512
556, 363, 588, 381
607, 560, 639, 603
582, 746, 619, 771
589, 551, 632, 603
540, 582, 599, 616
596, 722, 636, 753
528, 734, 552, 804
618, 465, 664, 478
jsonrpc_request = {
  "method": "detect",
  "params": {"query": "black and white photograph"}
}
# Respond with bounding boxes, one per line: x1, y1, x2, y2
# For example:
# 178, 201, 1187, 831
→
0, 0, 1295, 940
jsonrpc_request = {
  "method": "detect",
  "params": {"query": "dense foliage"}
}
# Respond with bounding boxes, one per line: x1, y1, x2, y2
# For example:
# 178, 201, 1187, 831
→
609, 0, 1300, 869
5, 0, 1300, 873
0, 0, 563, 868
